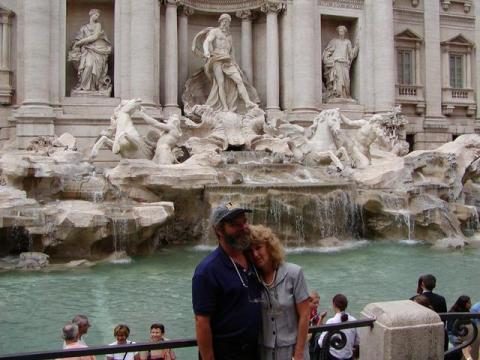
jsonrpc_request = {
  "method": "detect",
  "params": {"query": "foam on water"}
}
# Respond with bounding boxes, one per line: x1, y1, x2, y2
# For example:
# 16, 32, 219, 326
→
109, 257, 133, 264
191, 244, 217, 252
191, 241, 370, 253
285, 240, 370, 254
398, 239, 424, 245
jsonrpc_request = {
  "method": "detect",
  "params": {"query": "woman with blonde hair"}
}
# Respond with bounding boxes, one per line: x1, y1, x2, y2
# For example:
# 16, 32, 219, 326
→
248, 225, 311, 360
106, 324, 140, 360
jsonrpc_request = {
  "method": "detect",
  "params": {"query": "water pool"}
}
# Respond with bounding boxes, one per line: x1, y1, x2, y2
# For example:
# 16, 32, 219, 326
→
1, 240, 479, 358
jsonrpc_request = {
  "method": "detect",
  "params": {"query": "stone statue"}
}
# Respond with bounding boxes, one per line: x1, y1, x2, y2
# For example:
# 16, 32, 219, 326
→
68, 9, 112, 97
279, 108, 350, 170
337, 113, 390, 168
91, 99, 153, 160
182, 13, 260, 115
91, 99, 182, 164
322, 25, 359, 101
139, 112, 183, 165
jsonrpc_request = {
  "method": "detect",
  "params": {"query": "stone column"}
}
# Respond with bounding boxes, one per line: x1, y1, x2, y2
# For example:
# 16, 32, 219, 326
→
236, 10, 254, 83
360, 301, 444, 360
164, 0, 180, 116
415, 43, 421, 86
20, 1, 53, 111
130, 0, 157, 107
373, 0, 395, 112
0, 9, 13, 105
178, 6, 193, 103
291, 0, 317, 118
423, 0, 445, 125
0, 11, 11, 70
466, 48, 471, 89
261, 2, 284, 116
442, 47, 449, 88
476, 1, 480, 122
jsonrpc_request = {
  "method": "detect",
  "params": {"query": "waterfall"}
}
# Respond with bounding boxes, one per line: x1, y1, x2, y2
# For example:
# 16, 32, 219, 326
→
111, 216, 129, 253
204, 183, 362, 246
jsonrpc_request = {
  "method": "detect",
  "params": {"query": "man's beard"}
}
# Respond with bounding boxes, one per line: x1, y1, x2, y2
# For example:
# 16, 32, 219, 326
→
224, 231, 250, 251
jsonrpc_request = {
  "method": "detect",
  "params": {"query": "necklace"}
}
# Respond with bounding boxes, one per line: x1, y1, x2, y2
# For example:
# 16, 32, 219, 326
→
262, 269, 276, 288
229, 256, 247, 288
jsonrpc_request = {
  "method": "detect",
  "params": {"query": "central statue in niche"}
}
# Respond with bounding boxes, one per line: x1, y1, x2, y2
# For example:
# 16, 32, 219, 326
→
182, 13, 260, 115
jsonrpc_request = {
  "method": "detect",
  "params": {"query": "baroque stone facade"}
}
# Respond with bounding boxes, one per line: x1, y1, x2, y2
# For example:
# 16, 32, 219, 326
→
0, 0, 479, 158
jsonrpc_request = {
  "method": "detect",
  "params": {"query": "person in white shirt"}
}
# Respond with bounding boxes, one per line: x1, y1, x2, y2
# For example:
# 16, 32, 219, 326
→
318, 294, 359, 360
106, 324, 140, 360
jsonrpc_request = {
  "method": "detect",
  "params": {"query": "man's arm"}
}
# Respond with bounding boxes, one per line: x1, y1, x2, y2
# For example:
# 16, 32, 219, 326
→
195, 314, 214, 360
203, 30, 215, 58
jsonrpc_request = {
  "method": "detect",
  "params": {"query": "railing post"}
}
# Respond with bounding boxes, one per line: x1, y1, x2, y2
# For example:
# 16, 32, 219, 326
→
360, 300, 444, 360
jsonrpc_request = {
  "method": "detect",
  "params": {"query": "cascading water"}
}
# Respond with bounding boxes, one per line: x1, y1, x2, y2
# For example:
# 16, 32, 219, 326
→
111, 216, 129, 253
204, 183, 363, 246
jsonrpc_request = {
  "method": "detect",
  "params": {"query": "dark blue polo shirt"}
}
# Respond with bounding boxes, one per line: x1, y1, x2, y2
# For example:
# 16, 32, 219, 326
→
192, 246, 262, 344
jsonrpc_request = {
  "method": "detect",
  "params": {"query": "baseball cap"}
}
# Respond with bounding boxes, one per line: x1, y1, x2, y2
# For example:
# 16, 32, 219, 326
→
210, 202, 252, 226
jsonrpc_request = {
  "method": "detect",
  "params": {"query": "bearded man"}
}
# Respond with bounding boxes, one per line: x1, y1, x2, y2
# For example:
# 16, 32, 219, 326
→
192, 202, 262, 360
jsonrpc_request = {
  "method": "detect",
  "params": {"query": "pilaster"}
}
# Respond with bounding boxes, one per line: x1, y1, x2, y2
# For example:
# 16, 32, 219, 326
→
261, 1, 285, 118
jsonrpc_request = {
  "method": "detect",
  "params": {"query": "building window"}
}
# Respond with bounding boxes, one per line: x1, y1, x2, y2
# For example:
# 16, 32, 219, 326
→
449, 54, 464, 89
397, 49, 414, 85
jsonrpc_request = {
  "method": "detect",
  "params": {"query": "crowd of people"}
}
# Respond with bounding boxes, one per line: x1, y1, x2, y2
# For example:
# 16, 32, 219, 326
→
56, 202, 479, 360
58, 317, 175, 360
192, 202, 480, 360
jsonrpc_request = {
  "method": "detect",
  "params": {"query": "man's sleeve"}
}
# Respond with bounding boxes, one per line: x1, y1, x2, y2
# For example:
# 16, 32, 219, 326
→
192, 273, 216, 315
293, 267, 310, 304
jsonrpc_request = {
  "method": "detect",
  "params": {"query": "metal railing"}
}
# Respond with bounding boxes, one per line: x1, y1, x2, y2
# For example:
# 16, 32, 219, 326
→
3, 314, 478, 360
440, 312, 480, 360
0, 319, 375, 360
0, 339, 197, 360
309, 318, 375, 360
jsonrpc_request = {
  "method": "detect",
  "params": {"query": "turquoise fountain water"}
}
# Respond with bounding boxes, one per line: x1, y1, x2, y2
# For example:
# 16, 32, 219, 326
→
1, 241, 480, 358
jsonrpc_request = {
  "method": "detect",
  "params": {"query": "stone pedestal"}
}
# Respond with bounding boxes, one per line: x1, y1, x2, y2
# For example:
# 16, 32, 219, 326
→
360, 300, 444, 360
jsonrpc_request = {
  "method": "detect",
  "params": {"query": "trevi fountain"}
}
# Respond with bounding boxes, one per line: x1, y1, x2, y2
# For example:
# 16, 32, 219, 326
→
1, 0, 480, 356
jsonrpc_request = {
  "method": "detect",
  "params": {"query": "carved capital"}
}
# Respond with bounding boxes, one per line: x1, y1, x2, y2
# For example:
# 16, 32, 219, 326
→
236, 10, 253, 20
464, 0, 472, 13
164, 0, 179, 7
181, 5, 194, 16
260, 1, 286, 14
441, 0, 451, 11
411, 0, 419, 7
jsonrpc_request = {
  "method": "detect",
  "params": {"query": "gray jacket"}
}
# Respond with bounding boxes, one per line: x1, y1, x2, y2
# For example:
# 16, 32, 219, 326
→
259, 262, 310, 348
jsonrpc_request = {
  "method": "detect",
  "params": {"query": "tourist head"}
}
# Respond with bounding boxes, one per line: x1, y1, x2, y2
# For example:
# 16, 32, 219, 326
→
218, 13, 231, 29
417, 274, 437, 293
413, 294, 432, 309
310, 291, 320, 309
248, 225, 285, 271
62, 323, 79, 342
113, 324, 130, 344
150, 323, 165, 342
72, 314, 90, 336
211, 202, 252, 251
89, 8, 100, 21
337, 25, 347, 37
332, 294, 349, 322
450, 295, 472, 312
